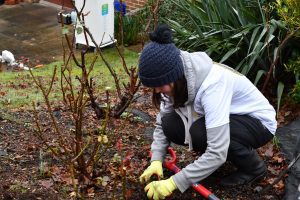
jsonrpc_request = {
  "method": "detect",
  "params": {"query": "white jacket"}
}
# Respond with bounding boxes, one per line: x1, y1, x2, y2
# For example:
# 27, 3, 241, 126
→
150, 51, 277, 192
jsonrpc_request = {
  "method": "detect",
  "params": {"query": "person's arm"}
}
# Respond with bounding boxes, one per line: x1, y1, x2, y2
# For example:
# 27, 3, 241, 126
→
173, 124, 230, 192
151, 96, 174, 162
174, 77, 233, 192
150, 113, 170, 162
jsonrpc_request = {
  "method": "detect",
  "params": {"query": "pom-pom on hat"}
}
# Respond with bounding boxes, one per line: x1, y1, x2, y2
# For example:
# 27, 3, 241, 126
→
138, 24, 184, 88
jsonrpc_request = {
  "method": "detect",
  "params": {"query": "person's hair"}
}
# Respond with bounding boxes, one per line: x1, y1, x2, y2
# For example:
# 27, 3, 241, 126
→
152, 76, 188, 109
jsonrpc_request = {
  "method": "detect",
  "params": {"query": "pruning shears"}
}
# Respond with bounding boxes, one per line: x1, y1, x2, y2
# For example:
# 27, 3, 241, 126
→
150, 147, 220, 200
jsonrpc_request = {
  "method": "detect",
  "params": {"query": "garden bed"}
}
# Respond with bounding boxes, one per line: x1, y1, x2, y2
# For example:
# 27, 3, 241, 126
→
1, 90, 298, 199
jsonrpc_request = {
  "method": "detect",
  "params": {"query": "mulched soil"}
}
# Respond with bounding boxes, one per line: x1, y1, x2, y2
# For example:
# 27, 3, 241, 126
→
0, 89, 298, 200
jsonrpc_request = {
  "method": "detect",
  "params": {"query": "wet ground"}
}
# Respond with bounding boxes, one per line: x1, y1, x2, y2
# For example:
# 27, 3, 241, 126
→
0, 2, 299, 199
0, 1, 64, 71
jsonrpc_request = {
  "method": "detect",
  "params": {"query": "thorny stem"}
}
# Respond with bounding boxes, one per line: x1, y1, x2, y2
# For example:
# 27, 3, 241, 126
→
94, 39, 122, 99
111, 35, 130, 76
70, 163, 79, 198
60, 13, 81, 68
94, 144, 109, 166
60, 22, 69, 104
262, 29, 298, 92
71, 136, 91, 163
87, 91, 111, 167
70, 0, 85, 16
32, 102, 60, 158
82, 14, 90, 50
29, 67, 70, 155
145, 0, 161, 33
65, 1, 145, 119
60, 52, 76, 113
87, 55, 98, 77
65, 33, 81, 68
72, 13, 122, 99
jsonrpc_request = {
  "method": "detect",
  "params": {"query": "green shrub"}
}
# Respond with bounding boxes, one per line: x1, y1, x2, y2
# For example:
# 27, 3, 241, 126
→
290, 80, 300, 103
163, 0, 277, 75
115, 14, 141, 46
284, 54, 300, 81
114, 7, 149, 46
159, 0, 300, 84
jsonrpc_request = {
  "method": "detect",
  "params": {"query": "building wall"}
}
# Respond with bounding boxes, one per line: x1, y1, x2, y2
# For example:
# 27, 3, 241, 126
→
44, 0, 74, 8
123, 0, 147, 11
43, 0, 148, 11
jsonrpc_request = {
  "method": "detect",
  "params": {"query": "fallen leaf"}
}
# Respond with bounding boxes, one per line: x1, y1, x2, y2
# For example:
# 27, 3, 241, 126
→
126, 189, 134, 199
69, 192, 77, 197
274, 180, 285, 190
273, 156, 283, 163
264, 145, 274, 157
87, 187, 95, 197
34, 64, 44, 68
39, 179, 53, 189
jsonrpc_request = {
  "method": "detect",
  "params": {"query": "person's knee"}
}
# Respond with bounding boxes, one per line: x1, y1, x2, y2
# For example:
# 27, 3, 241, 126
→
227, 139, 253, 162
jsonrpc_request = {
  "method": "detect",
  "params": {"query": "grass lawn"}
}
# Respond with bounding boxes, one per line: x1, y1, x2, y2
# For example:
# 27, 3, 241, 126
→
0, 47, 139, 109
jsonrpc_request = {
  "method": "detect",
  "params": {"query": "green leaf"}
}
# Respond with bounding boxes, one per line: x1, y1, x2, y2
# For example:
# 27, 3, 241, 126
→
220, 47, 240, 63
254, 70, 265, 86
230, 25, 253, 39
62, 27, 69, 35
76, 27, 83, 35
247, 26, 260, 55
276, 81, 285, 117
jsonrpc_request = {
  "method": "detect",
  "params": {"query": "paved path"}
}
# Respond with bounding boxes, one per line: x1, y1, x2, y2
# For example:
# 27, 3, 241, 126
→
0, 2, 63, 65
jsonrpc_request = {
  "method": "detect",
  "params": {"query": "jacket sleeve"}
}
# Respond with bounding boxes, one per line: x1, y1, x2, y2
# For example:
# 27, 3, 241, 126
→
173, 124, 230, 192
150, 113, 170, 162
150, 96, 174, 162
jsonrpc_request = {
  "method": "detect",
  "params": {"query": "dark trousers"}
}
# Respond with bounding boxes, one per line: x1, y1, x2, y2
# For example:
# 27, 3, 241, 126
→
161, 112, 274, 171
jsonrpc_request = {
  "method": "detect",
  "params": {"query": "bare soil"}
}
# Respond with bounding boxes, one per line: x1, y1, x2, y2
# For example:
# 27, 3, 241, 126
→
0, 91, 298, 200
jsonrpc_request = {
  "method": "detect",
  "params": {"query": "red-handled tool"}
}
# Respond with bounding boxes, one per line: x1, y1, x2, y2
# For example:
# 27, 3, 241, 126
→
151, 147, 220, 200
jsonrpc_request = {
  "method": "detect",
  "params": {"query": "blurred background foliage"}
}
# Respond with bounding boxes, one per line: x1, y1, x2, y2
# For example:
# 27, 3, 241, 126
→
158, 0, 300, 109
114, 0, 300, 109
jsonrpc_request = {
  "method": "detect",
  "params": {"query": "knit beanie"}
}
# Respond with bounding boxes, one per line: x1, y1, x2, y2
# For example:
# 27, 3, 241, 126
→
138, 24, 184, 87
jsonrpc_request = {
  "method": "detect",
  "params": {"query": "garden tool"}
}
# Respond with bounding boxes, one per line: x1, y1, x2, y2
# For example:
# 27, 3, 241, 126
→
150, 147, 220, 200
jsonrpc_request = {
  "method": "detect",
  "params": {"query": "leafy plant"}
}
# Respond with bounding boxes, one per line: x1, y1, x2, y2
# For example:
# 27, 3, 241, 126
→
160, 0, 300, 115
272, 136, 280, 149
284, 54, 300, 81
275, 0, 300, 29
277, 81, 285, 115
115, 11, 145, 46
164, 0, 272, 74
290, 80, 300, 103
161, 0, 299, 81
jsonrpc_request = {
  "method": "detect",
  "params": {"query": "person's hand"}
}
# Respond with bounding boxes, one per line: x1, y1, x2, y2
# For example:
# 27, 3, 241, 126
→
140, 160, 163, 183
144, 177, 177, 200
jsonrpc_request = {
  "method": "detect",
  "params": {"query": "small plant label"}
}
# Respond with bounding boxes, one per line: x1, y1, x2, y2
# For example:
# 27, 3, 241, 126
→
102, 4, 108, 16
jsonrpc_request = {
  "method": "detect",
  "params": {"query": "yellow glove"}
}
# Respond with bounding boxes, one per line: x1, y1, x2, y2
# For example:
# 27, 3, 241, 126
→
140, 160, 163, 183
145, 177, 177, 200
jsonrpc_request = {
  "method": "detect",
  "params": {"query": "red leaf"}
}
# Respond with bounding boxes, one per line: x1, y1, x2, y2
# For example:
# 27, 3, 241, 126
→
126, 189, 134, 199
123, 150, 134, 167
116, 139, 123, 152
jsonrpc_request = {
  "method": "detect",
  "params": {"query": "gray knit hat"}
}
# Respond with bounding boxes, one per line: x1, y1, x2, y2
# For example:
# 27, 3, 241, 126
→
138, 25, 184, 87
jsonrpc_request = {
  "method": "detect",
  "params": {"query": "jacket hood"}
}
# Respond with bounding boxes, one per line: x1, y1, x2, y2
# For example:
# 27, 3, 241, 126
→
180, 51, 213, 105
